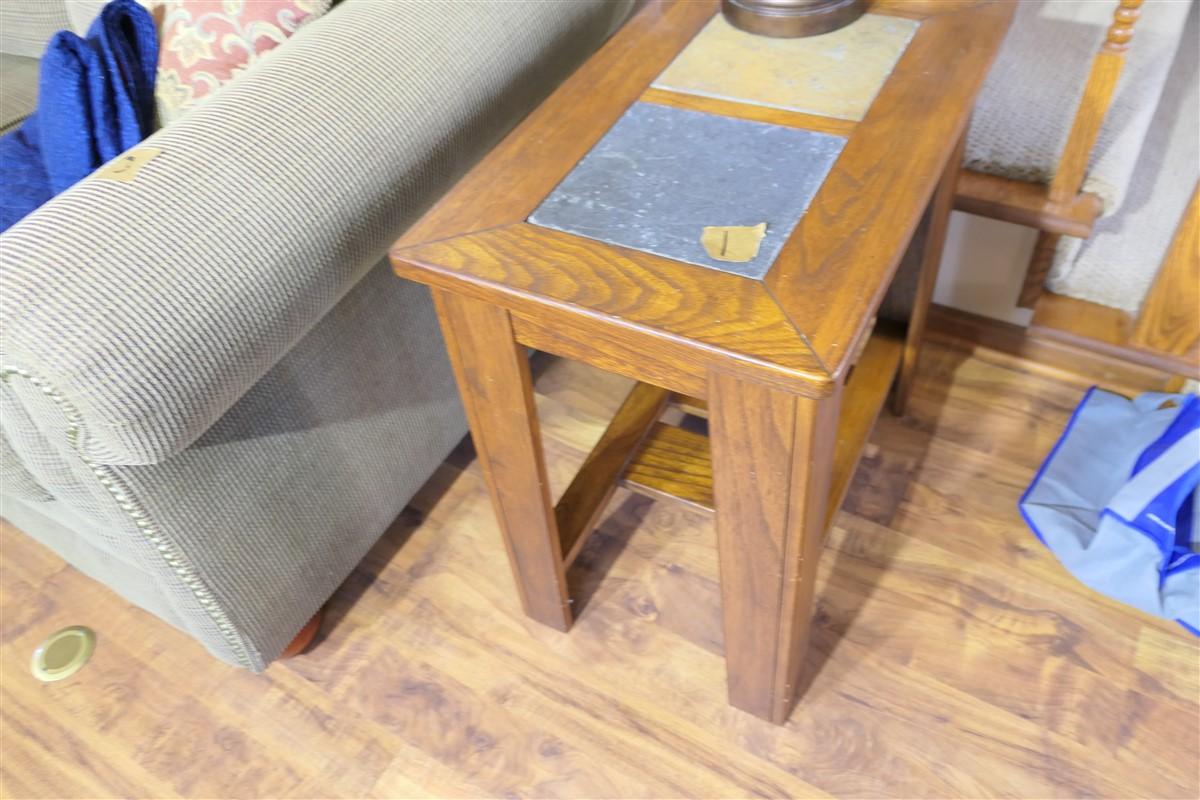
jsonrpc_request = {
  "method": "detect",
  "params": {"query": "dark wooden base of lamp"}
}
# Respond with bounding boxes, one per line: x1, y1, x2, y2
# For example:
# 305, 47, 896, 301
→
721, 0, 867, 38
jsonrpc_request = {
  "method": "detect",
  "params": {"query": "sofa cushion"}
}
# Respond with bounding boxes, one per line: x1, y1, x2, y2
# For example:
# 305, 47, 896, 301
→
0, 0, 69, 57
0, 53, 39, 132
966, 0, 1191, 215
65, 0, 110, 35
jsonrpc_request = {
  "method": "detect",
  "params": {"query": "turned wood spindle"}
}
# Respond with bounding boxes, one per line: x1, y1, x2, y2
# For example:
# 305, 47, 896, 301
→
1018, 0, 1147, 307
1103, 0, 1143, 53
960, 0, 1149, 308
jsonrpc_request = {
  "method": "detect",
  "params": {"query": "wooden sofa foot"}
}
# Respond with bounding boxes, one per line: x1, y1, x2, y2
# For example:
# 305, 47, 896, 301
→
280, 608, 324, 658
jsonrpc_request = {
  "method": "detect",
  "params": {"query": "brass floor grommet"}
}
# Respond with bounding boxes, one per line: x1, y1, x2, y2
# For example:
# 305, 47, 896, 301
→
31, 626, 95, 682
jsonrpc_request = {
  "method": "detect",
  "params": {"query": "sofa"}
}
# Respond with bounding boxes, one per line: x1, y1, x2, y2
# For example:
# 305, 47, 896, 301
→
0, 0, 632, 670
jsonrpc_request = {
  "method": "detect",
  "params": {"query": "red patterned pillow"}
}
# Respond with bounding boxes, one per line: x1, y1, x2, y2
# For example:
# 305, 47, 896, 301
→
155, 0, 329, 125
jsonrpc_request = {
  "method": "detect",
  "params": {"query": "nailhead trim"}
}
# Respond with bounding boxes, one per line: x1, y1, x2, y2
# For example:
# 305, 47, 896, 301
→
1, 366, 253, 668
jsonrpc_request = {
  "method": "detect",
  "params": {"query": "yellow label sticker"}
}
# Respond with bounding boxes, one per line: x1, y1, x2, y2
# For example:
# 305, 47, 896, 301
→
700, 222, 767, 262
96, 148, 161, 182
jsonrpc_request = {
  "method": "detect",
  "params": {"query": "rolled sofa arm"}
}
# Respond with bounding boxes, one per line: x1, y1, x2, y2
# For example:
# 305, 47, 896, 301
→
0, 0, 631, 465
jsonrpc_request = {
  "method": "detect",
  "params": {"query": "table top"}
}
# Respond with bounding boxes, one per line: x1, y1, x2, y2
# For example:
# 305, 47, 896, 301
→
391, 0, 1014, 397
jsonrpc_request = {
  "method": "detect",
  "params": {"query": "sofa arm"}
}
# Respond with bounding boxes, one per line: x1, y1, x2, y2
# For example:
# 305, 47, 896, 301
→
0, 0, 630, 465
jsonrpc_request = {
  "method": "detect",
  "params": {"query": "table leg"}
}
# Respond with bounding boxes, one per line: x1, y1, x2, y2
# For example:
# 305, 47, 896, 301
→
708, 370, 841, 724
432, 290, 572, 631
893, 130, 968, 416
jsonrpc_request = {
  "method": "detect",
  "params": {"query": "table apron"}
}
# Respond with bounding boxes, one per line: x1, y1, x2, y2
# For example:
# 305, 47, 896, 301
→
511, 310, 835, 401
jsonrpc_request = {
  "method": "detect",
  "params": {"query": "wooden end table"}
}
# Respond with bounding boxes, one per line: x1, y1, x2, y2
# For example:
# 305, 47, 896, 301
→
391, 0, 1012, 724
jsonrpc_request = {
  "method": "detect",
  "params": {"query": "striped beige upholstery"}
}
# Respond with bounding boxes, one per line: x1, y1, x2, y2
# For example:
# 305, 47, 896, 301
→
4, 266, 470, 668
1, 0, 632, 668
0, 53, 38, 132
64, 0, 108, 35
4, 496, 191, 632
0, 0, 96, 132
0, 0, 69, 57
0, 0, 631, 467
0, 428, 53, 502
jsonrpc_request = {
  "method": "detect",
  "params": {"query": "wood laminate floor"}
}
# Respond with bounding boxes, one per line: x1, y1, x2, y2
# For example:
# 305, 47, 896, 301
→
2, 337, 1198, 799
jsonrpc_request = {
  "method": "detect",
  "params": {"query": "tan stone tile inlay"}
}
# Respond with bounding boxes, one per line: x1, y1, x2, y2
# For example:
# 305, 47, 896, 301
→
652, 13, 919, 122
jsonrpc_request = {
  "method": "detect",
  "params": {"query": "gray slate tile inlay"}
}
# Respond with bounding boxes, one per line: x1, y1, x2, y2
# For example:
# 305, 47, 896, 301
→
528, 102, 846, 279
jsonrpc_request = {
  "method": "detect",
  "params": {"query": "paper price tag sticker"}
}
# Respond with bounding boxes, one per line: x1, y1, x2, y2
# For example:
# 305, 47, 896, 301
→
700, 223, 767, 262
96, 148, 161, 183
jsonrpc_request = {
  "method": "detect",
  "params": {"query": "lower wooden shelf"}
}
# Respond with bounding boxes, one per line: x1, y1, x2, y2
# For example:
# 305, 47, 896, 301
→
616, 325, 905, 529
554, 325, 904, 565
621, 423, 713, 512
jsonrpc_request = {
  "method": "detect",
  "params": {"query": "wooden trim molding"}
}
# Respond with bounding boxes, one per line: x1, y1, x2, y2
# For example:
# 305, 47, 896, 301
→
927, 303, 1190, 391
1030, 290, 1199, 381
